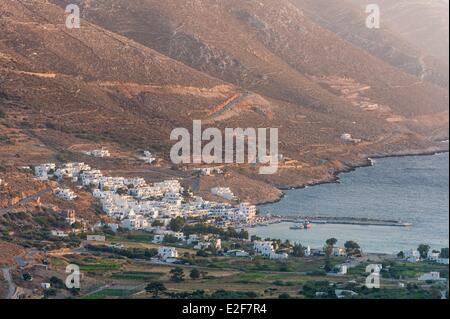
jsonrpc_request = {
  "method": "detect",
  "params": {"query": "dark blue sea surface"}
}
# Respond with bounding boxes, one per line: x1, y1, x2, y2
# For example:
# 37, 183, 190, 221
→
251, 153, 449, 253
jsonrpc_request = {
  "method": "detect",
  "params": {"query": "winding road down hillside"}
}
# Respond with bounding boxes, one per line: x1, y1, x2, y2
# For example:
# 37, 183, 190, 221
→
0, 188, 52, 216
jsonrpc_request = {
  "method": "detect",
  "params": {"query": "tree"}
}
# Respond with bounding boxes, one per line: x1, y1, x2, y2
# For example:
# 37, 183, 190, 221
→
145, 282, 167, 298
196, 250, 208, 257
324, 258, 333, 272
168, 217, 185, 232
417, 244, 430, 259
323, 244, 333, 258
116, 187, 128, 196
344, 241, 361, 256
163, 234, 179, 244
189, 268, 201, 280
292, 243, 305, 257
151, 220, 164, 227
251, 235, 261, 242
278, 293, 290, 299
169, 267, 185, 282
397, 251, 405, 259
238, 229, 249, 240
49, 276, 65, 289
326, 238, 338, 247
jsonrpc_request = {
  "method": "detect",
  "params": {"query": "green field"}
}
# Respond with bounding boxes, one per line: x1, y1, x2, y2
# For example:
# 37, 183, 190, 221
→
83, 288, 140, 299
110, 271, 164, 280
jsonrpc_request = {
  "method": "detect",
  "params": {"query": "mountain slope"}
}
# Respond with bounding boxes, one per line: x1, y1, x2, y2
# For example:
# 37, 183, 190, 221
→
1, 0, 448, 199
289, 0, 449, 88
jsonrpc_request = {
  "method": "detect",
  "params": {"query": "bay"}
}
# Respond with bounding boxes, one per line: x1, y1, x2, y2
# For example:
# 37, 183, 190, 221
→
250, 153, 450, 254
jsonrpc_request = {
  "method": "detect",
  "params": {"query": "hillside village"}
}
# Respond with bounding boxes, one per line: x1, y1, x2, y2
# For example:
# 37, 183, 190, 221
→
0, 153, 448, 299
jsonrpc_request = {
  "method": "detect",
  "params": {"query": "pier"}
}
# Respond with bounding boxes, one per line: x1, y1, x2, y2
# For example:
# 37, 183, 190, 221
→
274, 215, 412, 227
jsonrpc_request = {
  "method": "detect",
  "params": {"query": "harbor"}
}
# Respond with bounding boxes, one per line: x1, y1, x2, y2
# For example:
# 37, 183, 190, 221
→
279, 215, 413, 227
242, 214, 412, 229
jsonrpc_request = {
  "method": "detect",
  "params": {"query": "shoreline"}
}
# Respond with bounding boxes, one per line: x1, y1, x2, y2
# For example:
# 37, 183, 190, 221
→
257, 146, 449, 207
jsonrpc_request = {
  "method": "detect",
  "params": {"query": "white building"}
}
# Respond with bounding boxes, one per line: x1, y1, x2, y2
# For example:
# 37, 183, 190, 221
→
158, 247, 178, 261
34, 163, 56, 181
193, 167, 223, 176
337, 264, 348, 275
332, 247, 346, 257
83, 148, 110, 158
55, 188, 77, 201
51, 230, 69, 238
341, 133, 361, 144
154, 180, 183, 194
404, 249, 421, 262
253, 241, 275, 257
120, 215, 149, 230
418, 272, 446, 282
226, 250, 250, 257
304, 245, 311, 257
238, 203, 257, 222
62, 210, 76, 225
54, 162, 91, 180
436, 258, 449, 265
130, 186, 163, 200
164, 192, 182, 206
152, 230, 184, 243
428, 251, 441, 262
142, 151, 156, 164
41, 283, 51, 289
211, 187, 235, 201
187, 234, 199, 245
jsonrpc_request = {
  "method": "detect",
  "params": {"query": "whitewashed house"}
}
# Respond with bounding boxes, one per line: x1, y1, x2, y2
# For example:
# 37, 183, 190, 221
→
253, 241, 275, 257
418, 272, 446, 282
54, 162, 91, 180
130, 186, 163, 200
226, 250, 250, 257
41, 283, 51, 289
55, 188, 77, 201
211, 187, 235, 201
341, 133, 361, 144
428, 251, 441, 262
83, 148, 110, 158
120, 215, 149, 230
51, 230, 69, 238
34, 163, 56, 181
238, 202, 257, 222
164, 192, 182, 206
332, 247, 346, 257
154, 180, 183, 194
142, 151, 156, 164
404, 249, 421, 262
187, 234, 199, 245
337, 264, 348, 275
304, 245, 311, 257
158, 247, 178, 262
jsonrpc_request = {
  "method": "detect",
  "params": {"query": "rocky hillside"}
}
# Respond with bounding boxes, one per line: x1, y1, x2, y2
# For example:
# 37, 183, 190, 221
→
0, 0, 448, 199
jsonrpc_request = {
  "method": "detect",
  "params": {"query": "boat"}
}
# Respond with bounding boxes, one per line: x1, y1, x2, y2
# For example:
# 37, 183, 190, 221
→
290, 223, 305, 230
303, 220, 312, 229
